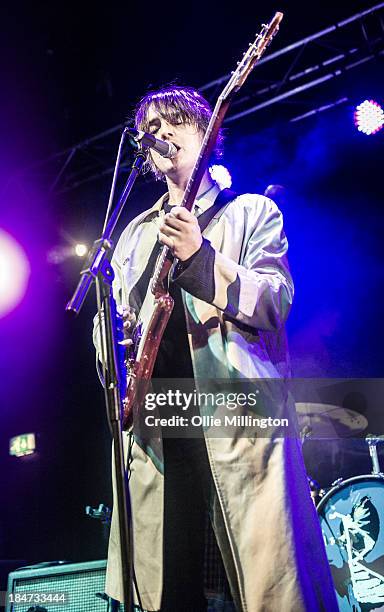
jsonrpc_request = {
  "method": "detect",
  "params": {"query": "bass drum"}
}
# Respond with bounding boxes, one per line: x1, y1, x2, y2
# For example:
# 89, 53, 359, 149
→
317, 475, 384, 611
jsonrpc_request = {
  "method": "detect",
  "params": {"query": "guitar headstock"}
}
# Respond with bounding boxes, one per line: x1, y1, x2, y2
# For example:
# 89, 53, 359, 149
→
221, 11, 283, 99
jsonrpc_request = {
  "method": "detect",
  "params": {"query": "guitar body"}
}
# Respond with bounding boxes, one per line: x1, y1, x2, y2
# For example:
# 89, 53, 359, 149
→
122, 288, 174, 430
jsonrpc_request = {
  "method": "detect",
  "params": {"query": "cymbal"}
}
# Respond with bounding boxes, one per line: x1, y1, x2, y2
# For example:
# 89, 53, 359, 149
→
295, 402, 368, 438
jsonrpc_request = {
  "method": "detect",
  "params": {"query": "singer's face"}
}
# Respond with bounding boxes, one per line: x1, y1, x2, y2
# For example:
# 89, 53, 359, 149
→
146, 105, 204, 182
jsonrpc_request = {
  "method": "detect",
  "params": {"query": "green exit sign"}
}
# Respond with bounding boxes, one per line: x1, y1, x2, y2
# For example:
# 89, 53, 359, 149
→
9, 433, 36, 457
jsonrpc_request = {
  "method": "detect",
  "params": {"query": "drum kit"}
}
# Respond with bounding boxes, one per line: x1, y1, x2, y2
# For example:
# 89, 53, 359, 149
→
296, 402, 384, 611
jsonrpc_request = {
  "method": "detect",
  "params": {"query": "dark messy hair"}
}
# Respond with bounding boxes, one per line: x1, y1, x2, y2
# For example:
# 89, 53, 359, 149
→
134, 85, 224, 180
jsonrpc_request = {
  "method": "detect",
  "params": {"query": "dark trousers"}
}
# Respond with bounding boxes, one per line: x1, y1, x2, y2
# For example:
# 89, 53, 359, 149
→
160, 436, 213, 612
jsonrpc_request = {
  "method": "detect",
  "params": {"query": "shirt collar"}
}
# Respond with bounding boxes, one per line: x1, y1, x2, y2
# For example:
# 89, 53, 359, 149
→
144, 182, 221, 219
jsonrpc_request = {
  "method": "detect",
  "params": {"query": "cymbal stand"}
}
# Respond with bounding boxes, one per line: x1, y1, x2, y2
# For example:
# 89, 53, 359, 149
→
366, 435, 384, 475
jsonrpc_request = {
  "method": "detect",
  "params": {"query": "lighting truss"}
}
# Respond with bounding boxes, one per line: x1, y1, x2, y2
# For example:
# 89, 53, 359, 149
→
201, 2, 384, 123
14, 3, 384, 195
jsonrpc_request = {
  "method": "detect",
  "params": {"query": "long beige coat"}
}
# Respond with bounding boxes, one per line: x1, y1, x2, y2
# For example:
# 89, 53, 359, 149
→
94, 185, 338, 611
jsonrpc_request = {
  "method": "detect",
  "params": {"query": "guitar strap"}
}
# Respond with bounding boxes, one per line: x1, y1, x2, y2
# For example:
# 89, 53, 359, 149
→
196, 188, 238, 233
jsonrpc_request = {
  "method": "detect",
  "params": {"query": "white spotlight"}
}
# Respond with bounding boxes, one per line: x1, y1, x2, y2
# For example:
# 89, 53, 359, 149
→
209, 165, 232, 190
74, 244, 88, 257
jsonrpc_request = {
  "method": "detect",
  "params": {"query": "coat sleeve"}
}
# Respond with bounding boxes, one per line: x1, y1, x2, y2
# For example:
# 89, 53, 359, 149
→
173, 197, 294, 331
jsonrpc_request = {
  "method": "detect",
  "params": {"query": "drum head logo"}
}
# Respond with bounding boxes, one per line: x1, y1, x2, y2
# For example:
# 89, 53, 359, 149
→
320, 480, 384, 611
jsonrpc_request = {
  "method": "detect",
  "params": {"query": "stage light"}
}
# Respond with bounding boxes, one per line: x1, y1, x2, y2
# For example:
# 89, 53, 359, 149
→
354, 99, 384, 135
9, 433, 36, 457
74, 243, 88, 257
0, 230, 30, 318
47, 242, 88, 263
209, 164, 232, 189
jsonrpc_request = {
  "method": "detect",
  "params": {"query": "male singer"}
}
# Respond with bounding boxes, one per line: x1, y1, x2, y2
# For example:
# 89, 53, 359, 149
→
94, 85, 337, 612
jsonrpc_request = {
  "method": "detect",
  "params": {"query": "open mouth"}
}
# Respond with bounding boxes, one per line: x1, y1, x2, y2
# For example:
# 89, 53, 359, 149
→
169, 143, 180, 160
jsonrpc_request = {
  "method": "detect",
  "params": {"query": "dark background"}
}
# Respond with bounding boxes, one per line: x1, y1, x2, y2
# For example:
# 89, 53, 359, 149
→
0, 0, 383, 574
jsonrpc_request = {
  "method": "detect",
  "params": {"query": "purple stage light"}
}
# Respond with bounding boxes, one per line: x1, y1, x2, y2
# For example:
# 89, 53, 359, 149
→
0, 229, 30, 318
354, 99, 384, 135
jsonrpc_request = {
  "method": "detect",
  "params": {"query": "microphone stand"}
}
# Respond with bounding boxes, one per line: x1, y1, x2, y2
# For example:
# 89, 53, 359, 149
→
66, 131, 148, 611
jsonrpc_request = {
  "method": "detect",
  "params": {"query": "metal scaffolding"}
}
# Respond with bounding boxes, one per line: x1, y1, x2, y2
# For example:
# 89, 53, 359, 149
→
14, 3, 384, 195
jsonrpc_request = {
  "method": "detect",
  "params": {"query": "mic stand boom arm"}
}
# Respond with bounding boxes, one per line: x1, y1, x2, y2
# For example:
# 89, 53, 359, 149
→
66, 137, 149, 612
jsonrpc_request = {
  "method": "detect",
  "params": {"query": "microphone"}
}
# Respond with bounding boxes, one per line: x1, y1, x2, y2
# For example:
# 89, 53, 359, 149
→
125, 127, 177, 159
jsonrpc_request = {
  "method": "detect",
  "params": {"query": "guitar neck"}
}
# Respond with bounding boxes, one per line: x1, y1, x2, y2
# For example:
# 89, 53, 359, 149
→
181, 96, 232, 212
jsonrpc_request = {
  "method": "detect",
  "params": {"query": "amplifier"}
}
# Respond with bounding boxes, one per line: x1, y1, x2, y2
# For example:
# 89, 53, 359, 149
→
6, 560, 113, 611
